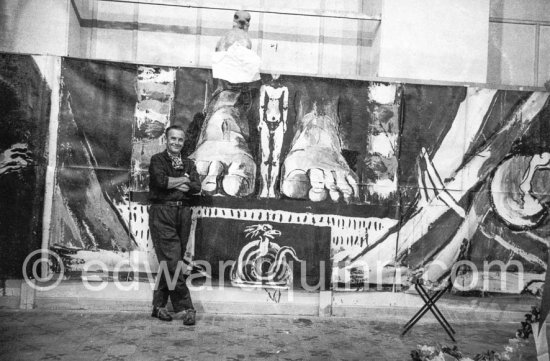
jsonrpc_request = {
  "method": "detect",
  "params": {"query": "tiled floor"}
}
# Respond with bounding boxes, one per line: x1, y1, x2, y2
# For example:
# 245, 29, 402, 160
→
0, 309, 540, 360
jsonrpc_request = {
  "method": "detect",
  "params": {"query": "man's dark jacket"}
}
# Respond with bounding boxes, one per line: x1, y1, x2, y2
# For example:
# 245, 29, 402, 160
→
148, 150, 201, 203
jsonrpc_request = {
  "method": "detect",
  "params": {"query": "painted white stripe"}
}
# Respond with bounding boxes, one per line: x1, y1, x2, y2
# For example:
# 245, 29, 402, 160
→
524, 231, 550, 246
431, 88, 497, 182
491, 233, 547, 269
424, 195, 487, 283
422, 147, 466, 218
39, 56, 62, 278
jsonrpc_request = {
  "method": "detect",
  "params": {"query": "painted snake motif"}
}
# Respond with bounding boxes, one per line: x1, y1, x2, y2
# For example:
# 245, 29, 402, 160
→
231, 224, 303, 287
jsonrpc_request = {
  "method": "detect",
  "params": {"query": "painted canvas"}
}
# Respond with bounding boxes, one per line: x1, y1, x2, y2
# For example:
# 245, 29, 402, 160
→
0, 53, 50, 278
50, 58, 549, 294
50, 58, 137, 272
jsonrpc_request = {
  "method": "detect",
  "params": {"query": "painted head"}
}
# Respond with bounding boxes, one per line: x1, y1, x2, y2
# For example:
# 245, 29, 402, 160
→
233, 10, 251, 31
165, 125, 185, 156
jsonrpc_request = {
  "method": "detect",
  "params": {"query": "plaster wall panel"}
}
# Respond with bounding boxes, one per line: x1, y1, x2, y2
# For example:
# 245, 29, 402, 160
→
490, 0, 550, 23
538, 26, 550, 87
325, 0, 362, 12
368, 20, 381, 77
68, 0, 84, 58
94, 28, 135, 62
136, 4, 198, 66
320, 18, 360, 76
488, 23, 536, 86
378, 0, 489, 83
67, 0, 93, 58
97, 0, 134, 23
92, 1, 135, 62
261, 13, 320, 75
0, 0, 69, 56
260, 0, 322, 11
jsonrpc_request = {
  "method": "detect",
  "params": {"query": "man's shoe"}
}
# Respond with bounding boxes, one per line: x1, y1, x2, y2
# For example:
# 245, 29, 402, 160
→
182, 309, 196, 326
151, 307, 173, 322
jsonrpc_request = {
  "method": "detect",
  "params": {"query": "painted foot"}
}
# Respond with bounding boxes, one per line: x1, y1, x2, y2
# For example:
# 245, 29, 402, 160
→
281, 102, 358, 202
189, 90, 256, 197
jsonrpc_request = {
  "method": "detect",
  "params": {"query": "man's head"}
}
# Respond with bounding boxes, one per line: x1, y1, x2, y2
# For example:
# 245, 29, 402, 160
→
165, 125, 185, 156
233, 10, 251, 31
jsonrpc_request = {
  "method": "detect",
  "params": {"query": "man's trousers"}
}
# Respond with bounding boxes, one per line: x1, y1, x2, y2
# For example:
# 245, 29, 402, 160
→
149, 204, 194, 312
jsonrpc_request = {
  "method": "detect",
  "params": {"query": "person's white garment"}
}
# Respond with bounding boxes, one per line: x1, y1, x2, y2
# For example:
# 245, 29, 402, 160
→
212, 43, 261, 83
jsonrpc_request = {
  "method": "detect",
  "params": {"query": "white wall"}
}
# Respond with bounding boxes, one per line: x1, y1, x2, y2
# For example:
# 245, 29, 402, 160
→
0, 0, 69, 56
377, 0, 490, 83
1, 0, 548, 88
64, 0, 382, 78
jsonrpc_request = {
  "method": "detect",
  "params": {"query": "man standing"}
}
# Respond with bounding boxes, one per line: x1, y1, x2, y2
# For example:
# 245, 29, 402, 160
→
149, 125, 201, 325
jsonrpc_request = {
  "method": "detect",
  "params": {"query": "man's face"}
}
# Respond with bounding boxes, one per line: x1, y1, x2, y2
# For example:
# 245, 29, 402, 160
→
166, 128, 185, 156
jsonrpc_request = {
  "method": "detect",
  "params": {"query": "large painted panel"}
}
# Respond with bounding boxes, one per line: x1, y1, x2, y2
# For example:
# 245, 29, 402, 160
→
0, 53, 50, 277
50, 58, 549, 295
51, 58, 136, 266
347, 88, 550, 292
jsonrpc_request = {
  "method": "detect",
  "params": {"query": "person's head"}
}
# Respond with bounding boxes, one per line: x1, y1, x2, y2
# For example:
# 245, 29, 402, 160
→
233, 10, 251, 31
165, 125, 185, 156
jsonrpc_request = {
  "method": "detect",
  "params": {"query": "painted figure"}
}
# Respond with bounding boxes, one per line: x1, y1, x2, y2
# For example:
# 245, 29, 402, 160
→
149, 125, 201, 325
258, 79, 288, 198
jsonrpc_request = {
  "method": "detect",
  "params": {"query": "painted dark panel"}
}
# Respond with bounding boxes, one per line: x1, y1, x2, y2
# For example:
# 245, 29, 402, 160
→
194, 218, 331, 290
60, 58, 135, 169
397, 85, 466, 205
52, 58, 136, 253
0, 53, 49, 278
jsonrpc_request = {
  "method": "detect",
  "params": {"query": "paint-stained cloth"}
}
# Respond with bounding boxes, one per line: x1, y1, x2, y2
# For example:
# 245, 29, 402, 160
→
212, 43, 261, 83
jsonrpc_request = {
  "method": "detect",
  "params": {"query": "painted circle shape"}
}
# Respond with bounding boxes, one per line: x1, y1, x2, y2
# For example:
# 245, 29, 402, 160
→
490, 154, 549, 230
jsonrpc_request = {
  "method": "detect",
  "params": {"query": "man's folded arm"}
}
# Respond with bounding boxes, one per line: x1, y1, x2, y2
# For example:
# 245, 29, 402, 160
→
167, 177, 189, 189
149, 155, 189, 190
